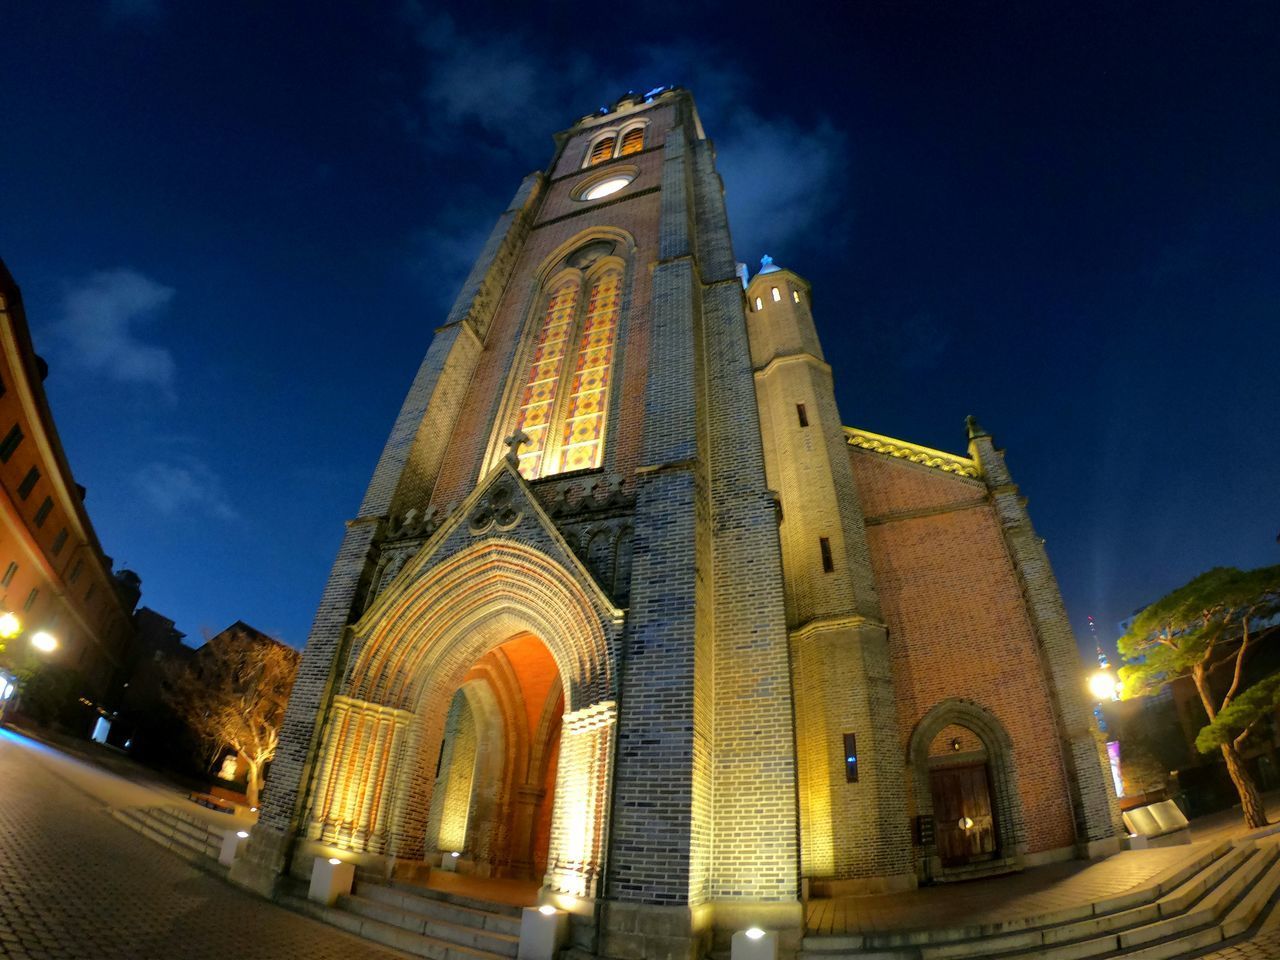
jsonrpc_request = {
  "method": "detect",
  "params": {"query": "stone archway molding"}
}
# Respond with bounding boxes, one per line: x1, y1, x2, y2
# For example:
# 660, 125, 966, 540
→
303, 466, 623, 902
908, 698, 1028, 881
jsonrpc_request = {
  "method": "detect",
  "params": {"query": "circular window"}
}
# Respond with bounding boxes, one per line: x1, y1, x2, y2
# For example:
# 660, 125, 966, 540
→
573, 167, 638, 202
582, 176, 633, 200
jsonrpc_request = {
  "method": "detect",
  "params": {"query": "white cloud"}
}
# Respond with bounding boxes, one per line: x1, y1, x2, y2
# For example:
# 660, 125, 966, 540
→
133, 459, 238, 521
56, 269, 177, 396
398, 16, 848, 261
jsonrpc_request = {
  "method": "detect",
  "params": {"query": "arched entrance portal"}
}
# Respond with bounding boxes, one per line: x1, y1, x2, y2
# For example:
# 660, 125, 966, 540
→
302, 537, 621, 903
908, 699, 1027, 881
425, 634, 564, 879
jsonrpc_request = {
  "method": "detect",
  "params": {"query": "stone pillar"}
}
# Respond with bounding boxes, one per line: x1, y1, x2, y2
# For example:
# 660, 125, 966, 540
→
691, 138, 803, 948
603, 121, 713, 959
546, 700, 616, 900
966, 417, 1123, 854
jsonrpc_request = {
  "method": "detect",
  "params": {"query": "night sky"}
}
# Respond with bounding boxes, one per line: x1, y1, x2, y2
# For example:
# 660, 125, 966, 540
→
2, 2, 1276, 661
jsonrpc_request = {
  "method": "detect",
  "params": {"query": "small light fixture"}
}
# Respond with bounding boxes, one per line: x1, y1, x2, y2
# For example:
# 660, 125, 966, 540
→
959, 816, 975, 830
950, 738, 962, 752
328, 857, 342, 865
450, 851, 461, 858
236, 830, 250, 839
538, 904, 557, 916
745, 927, 766, 941
30, 631, 58, 653
0, 612, 20, 639
249, 807, 258, 812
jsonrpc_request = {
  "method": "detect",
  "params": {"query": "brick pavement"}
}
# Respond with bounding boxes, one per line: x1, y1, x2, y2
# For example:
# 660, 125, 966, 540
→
0, 729, 409, 960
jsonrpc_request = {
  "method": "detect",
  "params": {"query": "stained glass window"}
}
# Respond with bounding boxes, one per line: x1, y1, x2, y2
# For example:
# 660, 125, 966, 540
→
556, 269, 622, 474
589, 136, 616, 166
512, 280, 579, 479
619, 127, 644, 156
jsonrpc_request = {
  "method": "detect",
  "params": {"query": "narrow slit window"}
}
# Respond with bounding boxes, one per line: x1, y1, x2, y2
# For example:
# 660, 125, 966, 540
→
771, 286, 781, 302
2, 562, 16, 587
52, 528, 68, 555
619, 127, 644, 156
69, 559, 83, 584
797, 403, 809, 428
589, 136, 616, 165
18, 467, 39, 500
844, 733, 859, 783
34, 497, 52, 527
820, 536, 834, 573
793, 289, 801, 304
0, 424, 23, 462
754, 296, 763, 310
24, 588, 37, 611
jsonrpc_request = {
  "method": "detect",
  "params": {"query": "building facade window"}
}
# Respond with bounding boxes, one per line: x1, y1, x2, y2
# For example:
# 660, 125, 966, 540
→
18, 467, 39, 500
505, 261, 625, 480
619, 126, 644, 156
0, 425, 23, 462
583, 124, 646, 167
797, 403, 809, 428
820, 536, 834, 573
754, 296, 763, 310
34, 497, 52, 527
588, 136, 616, 166
793, 289, 801, 304
69, 559, 83, 584
772, 286, 781, 302
24, 588, 37, 611
51, 528, 68, 555
1, 562, 16, 587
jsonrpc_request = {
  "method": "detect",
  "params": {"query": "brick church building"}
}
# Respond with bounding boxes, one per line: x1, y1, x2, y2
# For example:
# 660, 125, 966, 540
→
234, 87, 1122, 956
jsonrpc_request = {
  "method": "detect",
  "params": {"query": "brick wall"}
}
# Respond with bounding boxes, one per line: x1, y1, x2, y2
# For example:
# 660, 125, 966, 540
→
850, 450, 1077, 856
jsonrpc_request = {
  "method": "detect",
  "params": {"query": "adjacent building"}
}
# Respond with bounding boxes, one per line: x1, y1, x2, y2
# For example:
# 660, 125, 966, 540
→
233, 89, 1122, 958
0, 259, 135, 722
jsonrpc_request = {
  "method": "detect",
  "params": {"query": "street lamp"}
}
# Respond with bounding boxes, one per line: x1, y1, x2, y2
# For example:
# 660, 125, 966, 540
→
0, 612, 20, 640
29, 631, 58, 654
1089, 669, 1121, 702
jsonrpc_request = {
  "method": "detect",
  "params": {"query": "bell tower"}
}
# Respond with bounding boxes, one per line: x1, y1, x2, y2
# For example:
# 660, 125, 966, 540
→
747, 258, 916, 893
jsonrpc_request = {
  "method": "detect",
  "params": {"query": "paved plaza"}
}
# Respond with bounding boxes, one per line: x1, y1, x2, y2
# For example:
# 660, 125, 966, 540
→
0, 729, 408, 960
2, 725, 1279, 959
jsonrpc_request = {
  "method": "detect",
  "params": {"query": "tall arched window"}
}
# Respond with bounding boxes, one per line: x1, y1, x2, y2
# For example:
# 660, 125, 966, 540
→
507, 263, 624, 479
618, 127, 644, 156
588, 137, 616, 166
512, 279, 580, 479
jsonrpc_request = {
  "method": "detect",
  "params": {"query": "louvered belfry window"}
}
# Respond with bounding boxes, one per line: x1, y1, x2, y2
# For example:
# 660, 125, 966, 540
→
618, 127, 644, 156
589, 136, 616, 166
509, 266, 623, 480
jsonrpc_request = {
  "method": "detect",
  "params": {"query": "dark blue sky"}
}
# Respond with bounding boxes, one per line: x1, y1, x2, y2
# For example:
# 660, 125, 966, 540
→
2, 2, 1276, 659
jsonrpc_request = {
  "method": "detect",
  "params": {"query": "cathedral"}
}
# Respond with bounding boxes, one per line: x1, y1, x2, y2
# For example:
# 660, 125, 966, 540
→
233, 87, 1122, 957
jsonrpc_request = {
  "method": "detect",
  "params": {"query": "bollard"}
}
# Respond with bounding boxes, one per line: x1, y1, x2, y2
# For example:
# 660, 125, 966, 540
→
518, 905, 569, 960
308, 856, 355, 906
218, 829, 250, 866
731, 927, 777, 960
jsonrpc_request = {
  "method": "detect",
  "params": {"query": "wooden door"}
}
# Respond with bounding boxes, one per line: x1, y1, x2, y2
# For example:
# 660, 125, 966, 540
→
929, 762, 997, 867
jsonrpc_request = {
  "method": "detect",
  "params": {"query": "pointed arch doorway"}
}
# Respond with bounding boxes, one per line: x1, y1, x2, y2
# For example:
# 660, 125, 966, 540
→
426, 633, 564, 880
302, 536, 621, 905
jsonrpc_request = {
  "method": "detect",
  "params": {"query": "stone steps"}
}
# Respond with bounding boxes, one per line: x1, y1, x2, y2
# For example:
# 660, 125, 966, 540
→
803, 838, 1280, 959
109, 805, 227, 866
282, 878, 522, 960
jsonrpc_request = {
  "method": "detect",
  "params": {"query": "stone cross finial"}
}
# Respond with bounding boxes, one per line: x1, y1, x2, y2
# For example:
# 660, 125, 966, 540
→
504, 428, 531, 467
760, 254, 774, 269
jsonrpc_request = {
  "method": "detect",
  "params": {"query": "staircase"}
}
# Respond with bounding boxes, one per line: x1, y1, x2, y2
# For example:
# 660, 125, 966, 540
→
803, 836, 1280, 960
285, 878, 523, 960
109, 805, 227, 867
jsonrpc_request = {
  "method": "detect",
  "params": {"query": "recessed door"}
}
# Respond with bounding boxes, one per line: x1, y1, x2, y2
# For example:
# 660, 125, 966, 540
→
929, 762, 997, 867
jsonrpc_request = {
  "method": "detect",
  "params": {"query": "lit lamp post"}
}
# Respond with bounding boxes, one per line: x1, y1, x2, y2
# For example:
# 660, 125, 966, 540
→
0, 613, 59, 722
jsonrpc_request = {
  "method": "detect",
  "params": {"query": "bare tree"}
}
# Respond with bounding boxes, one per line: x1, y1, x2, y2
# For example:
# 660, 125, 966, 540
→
166, 624, 300, 807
